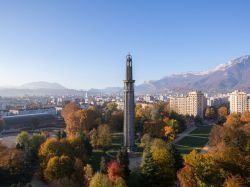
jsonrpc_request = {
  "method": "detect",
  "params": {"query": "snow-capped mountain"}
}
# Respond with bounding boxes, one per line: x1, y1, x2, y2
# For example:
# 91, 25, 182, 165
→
136, 55, 250, 93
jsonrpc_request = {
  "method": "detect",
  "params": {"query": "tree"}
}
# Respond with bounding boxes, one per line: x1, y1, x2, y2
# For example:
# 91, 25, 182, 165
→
83, 164, 94, 187
116, 149, 130, 179
56, 130, 67, 140
240, 111, 250, 123
16, 131, 30, 150
168, 143, 183, 170
80, 132, 93, 157
100, 156, 107, 174
163, 125, 175, 140
150, 102, 165, 121
61, 102, 80, 137
89, 128, 98, 148
39, 138, 72, 159
109, 111, 123, 132
178, 113, 249, 186
136, 105, 152, 121
209, 125, 224, 146
97, 124, 112, 151
223, 175, 244, 187
29, 133, 46, 156
113, 177, 126, 187
38, 138, 72, 173
68, 137, 89, 162
77, 107, 102, 132
205, 107, 217, 120
143, 120, 165, 138
181, 150, 224, 186
225, 113, 242, 128
218, 106, 228, 117
140, 146, 157, 186
106, 102, 118, 112
89, 172, 112, 187
177, 165, 197, 187
107, 160, 122, 182
70, 158, 84, 186
140, 133, 152, 148
0, 143, 33, 185
150, 139, 176, 185
164, 118, 179, 132
44, 155, 74, 181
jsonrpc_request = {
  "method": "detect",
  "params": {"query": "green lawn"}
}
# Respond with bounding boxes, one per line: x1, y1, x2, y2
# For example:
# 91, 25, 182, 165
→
176, 136, 209, 147
189, 125, 213, 138
175, 126, 213, 155
110, 133, 123, 150
175, 144, 202, 155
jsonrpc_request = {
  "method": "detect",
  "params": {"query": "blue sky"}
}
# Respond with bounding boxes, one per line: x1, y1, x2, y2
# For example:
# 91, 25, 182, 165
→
0, 0, 250, 89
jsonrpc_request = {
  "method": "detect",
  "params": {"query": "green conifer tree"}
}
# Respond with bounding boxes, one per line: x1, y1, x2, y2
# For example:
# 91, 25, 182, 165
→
140, 146, 157, 186
116, 149, 130, 179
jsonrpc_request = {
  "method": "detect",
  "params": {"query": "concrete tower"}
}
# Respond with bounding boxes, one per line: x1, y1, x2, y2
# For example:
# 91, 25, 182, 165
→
123, 54, 135, 151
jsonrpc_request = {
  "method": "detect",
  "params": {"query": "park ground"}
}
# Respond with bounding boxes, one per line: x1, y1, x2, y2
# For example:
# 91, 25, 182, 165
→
174, 125, 213, 155
90, 125, 214, 172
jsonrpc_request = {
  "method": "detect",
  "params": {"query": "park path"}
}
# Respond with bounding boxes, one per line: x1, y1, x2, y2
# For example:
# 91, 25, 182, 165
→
173, 126, 197, 144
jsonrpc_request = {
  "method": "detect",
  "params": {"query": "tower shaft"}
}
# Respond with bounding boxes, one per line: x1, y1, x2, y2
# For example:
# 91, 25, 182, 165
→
123, 54, 135, 151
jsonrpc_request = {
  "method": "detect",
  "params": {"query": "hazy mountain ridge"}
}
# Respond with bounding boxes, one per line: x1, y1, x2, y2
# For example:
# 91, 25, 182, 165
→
20, 81, 66, 90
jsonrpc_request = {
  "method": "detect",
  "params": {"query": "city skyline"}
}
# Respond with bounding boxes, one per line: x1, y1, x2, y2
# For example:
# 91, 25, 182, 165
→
0, 1, 250, 89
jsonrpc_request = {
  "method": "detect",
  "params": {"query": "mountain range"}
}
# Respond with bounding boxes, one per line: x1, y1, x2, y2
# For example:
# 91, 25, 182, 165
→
136, 55, 250, 94
0, 55, 249, 96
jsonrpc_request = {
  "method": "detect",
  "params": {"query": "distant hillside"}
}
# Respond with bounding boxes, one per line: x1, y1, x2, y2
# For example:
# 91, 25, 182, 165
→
0, 88, 86, 97
20, 81, 66, 90
136, 55, 250, 93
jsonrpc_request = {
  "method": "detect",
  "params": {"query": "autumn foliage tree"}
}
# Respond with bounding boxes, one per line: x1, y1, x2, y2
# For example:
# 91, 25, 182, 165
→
141, 139, 176, 186
178, 112, 250, 186
109, 111, 124, 132
61, 102, 80, 137
89, 172, 112, 187
62, 102, 102, 137
44, 155, 74, 181
76, 107, 101, 132
218, 106, 228, 117
107, 160, 122, 182
97, 124, 112, 150
38, 136, 92, 185
0, 143, 33, 185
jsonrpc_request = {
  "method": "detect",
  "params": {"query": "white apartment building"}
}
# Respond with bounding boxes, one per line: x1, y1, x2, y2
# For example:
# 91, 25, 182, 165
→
169, 91, 207, 117
229, 90, 249, 113
143, 95, 154, 103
